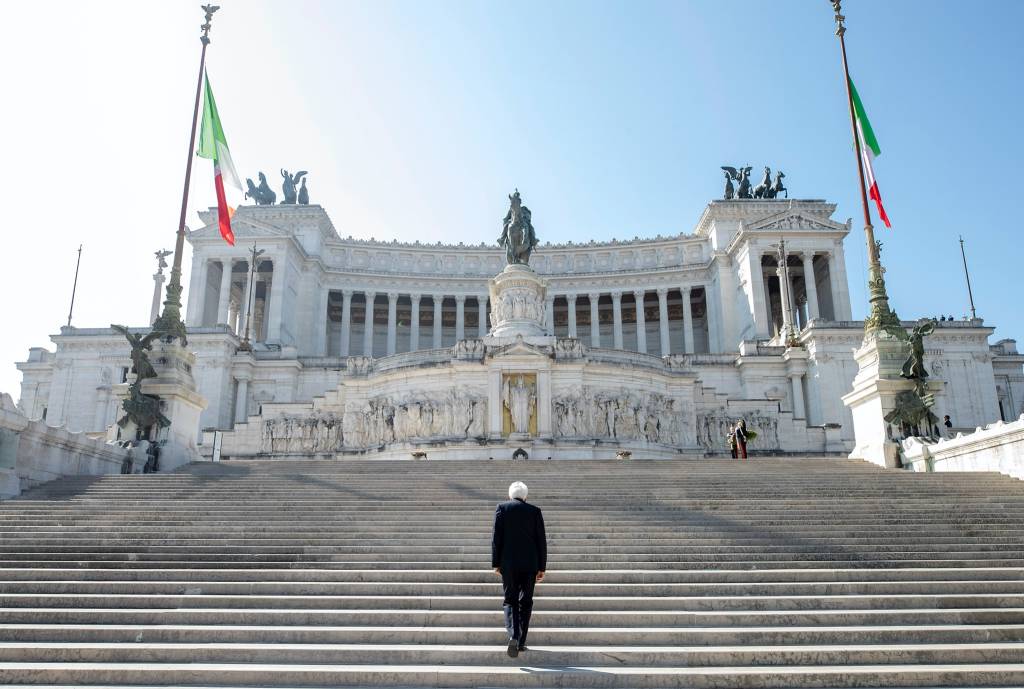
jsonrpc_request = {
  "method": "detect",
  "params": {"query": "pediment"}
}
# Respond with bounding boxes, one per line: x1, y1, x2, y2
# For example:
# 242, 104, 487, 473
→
189, 210, 291, 242
485, 337, 553, 359
747, 210, 846, 233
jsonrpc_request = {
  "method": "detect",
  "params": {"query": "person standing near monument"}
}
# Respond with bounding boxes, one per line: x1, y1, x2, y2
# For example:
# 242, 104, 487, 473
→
492, 481, 547, 658
734, 419, 748, 459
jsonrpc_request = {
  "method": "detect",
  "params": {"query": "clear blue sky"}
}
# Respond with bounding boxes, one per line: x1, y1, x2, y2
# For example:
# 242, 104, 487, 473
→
1, 1, 1021, 396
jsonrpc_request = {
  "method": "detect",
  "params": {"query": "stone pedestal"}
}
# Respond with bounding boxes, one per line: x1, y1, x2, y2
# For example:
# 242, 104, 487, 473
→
113, 339, 208, 472
487, 264, 548, 339
842, 334, 912, 468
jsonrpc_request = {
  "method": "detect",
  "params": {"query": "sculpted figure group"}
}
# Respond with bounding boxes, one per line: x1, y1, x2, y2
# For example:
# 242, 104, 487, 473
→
696, 411, 779, 451
551, 388, 687, 446
721, 165, 787, 200
259, 388, 488, 454
244, 169, 311, 206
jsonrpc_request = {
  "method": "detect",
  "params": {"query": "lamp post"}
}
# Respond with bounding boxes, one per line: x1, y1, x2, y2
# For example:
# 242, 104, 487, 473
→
238, 241, 265, 352
830, 0, 902, 341
152, 4, 220, 345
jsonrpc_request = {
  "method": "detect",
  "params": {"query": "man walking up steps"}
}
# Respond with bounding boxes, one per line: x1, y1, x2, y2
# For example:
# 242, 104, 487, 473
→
491, 480, 547, 658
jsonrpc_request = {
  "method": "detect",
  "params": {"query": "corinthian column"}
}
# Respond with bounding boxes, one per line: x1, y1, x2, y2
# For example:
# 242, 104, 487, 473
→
612, 292, 624, 349
633, 290, 647, 353
216, 260, 233, 325
478, 294, 489, 337
657, 288, 670, 356
455, 295, 466, 341
409, 294, 421, 351
566, 294, 578, 338
802, 252, 820, 321
589, 293, 601, 347
682, 286, 694, 354
386, 292, 398, 355
363, 291, 376, 357
339, 289, 352, 357
433, 296, 443, 348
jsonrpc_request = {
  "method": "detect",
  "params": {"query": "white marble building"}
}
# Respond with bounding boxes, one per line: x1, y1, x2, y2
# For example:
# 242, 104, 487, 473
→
14, 199, 1024, 459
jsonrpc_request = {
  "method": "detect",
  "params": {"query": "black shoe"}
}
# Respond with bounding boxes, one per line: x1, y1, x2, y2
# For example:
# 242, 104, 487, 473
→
506, 638, 519, 658
518, 644, 527, 652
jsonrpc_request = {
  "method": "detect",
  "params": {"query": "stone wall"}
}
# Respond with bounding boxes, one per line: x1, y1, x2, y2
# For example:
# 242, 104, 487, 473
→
0, 395, 129, 499
902, 415, 1024, 481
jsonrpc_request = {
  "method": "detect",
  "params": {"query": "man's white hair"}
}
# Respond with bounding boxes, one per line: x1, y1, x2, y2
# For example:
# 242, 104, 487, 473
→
508, 481, 528, 500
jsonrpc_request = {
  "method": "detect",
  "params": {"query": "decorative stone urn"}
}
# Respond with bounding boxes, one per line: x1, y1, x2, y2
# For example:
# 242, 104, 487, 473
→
488, 264, 548, 338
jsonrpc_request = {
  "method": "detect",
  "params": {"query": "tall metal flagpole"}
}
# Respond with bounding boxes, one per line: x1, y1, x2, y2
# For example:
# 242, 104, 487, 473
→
66, 244, 83, 328
959, 235, 977, 320
152, 4, 220, 345
830, 1, 902, 340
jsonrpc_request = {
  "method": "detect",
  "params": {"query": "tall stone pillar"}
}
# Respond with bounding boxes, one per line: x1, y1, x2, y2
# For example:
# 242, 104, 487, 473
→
478, 295, 489, 337
777, 255, 795, 341
612, 292, 624, 350
363, 291, 376, 357
455, 295, 466, 341
657, 288, 670, 356
267, 261, 286, 342
409, 294, 421, 351
831, 244, 853, 320
790, 374, 806, 420
802, 252, 820, 321
185, 257, 206, 327
150, 271, 166, 325
633, 290, 647, 354
748, 248, 769, 338
682, 287, 694, 354
314, 287, 329, 357
705, 283, 722, 353
234, 375, 250, 425
545, 297, 555, 336
566, 295, 578, 338
433, 296, 443, 348
216, 260, 233, 325
386, 292, 399, 355
339, 290, 352, 357
589, 293, 601, 347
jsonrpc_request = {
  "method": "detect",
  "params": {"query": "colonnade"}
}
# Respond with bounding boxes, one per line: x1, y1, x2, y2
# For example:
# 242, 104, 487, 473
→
325, 285, 717, 358
753, 249, 849, 337
187, 257, 276, 342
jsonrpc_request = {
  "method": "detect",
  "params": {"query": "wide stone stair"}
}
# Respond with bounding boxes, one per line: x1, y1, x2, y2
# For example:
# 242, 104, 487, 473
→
1, 457, 1024, 687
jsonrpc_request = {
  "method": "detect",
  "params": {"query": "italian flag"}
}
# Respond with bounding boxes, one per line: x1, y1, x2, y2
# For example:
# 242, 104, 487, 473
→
849, 78, 891, 228
196, 72, 241, 245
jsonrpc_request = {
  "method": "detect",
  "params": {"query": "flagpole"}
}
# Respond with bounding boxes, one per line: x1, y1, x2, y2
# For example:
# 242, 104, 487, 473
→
830, 1, 902, 340
959, 235, 977, 320
66, 244, 83, 328
153, 4, 219, 345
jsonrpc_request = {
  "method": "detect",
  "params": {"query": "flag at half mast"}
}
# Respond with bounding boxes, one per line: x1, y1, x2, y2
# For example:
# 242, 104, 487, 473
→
197, 71, 241, 245
849, 78, 891, 229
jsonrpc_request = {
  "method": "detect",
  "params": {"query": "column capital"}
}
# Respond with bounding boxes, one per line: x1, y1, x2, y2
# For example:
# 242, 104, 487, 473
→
611, 291, 623, 302
588, 292, 601, 301
410, 293, 422, 303
455, 294, 466, 304
633, 288, 646, 300
681, 285, 693, 296
566, 293, 578, 303
387, 292, 399, 302
656, 287, 669, 298
364, 290, 377, 298
799, 251, 817, 262
341, 288, 353, 298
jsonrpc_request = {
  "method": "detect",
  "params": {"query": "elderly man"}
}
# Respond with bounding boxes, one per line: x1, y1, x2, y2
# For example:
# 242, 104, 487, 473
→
492, 480, 547, 658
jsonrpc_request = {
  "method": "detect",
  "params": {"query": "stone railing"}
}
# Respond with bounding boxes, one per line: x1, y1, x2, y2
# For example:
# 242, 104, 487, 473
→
902, 414, 1024, 480
0, 401, 130, 499
372, 348, 456, 373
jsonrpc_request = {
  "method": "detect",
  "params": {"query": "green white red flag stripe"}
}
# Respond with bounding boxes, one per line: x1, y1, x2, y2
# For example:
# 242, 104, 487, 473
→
197, 72, 241, 245
849, 78, 891, 228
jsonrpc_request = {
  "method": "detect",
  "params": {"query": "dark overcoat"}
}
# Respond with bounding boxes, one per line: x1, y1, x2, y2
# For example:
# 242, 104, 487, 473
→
491, 498, 547, 572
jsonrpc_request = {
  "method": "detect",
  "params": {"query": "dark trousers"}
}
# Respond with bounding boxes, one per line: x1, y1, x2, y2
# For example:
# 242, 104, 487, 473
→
501, 569, 537, 645
737, 439, 747, 459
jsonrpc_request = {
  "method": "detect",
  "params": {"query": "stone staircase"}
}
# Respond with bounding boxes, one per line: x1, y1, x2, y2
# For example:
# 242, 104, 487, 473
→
0, 457, 1023, 688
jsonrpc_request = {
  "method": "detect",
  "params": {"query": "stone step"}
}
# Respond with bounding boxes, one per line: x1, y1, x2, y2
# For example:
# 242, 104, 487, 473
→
5, 606, 1023, 627
1, 661, 1023, 688
7, 579, 1024, 596
5, 623, 1024, 646
2, 641, 1024, 667
2, 592, 1022, 612
2, 566, 1020, 583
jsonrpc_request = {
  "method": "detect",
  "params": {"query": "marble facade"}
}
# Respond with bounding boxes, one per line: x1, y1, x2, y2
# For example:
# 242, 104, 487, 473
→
14, 199, 1024, 459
